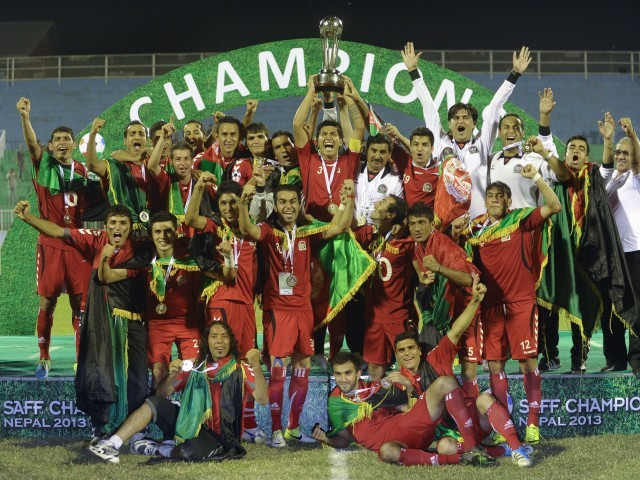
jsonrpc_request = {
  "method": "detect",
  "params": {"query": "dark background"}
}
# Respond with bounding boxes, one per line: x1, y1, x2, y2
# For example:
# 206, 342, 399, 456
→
3, 0, 639, 55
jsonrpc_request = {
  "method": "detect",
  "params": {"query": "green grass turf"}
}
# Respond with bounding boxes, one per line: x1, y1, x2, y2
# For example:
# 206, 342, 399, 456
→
0, 434, 638, 480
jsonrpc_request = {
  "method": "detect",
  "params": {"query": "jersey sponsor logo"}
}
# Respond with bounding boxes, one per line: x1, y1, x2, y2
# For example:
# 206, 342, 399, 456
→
77, 229, 101, 236
377, 184, 388, 194
469, 146, 479, 154
422, 182, 432, 192
513, 164, 523, 173
298, 240, 307, 251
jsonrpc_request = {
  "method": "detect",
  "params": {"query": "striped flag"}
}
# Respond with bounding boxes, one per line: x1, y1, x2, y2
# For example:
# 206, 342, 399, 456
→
366, 101, 385, 136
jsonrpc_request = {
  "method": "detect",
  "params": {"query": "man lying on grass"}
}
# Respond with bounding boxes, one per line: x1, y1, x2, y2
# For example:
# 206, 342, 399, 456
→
88, 321, 267, 464
311, 276, 497, 467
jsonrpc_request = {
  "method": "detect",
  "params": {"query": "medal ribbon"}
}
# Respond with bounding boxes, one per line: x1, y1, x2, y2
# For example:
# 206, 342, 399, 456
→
373, 230, 393, 263
151, 255, 175, 301
279, 224, 297, 274
232, 236, 244, 268
58, 160, 75, 214
320, 154, 339, 205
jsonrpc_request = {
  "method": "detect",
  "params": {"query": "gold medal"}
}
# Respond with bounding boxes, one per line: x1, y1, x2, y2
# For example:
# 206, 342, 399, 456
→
286, 274, 298, 287
156, 302, 167, 315
357, 215, 367, 226
139, 211, 150, 222
63, 214, 72, 224
328, 203, 338, 214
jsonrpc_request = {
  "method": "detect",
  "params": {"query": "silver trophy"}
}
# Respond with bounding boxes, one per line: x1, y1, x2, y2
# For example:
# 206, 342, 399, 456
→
315, 16, 345, 93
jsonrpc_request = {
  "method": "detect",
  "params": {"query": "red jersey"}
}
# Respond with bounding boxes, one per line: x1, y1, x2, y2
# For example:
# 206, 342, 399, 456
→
201, 218, 258, 305
296, 141, 360, 222
414, 229, 480, 316
195, 143, 252, 186
152, 171, 195, 237
147, 252, 202, 323
32, 152, 88, 250
471, 208, 547, 307
174, 358, 255, 436
258, 222, 325, 311
393, 147, 439, 207
400, 335, 458, 395
354, 226, 416, 323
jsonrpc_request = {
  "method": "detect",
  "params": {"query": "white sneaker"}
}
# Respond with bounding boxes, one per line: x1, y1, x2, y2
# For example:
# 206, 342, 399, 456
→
269, 430, 287, 448
284, 427, 317, 444
35, 359, 50, 380
87, 439, 120, 464
242, 427, 268, 444
130, 436, 159, 456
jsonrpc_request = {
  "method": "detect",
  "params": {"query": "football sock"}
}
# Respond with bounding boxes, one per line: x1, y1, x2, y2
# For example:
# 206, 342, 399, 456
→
399, 448, 460, 466
486, 401, 522, 449
243, 395, 257, 430
108, 435, 123, 449
489, 372, 509, 409
287, 367, 310, 429
37, 309, 53, 360
523, 369, 542, 426
445, 387, 477, 452
461, 376, 480, 408
268, 365, 286, 432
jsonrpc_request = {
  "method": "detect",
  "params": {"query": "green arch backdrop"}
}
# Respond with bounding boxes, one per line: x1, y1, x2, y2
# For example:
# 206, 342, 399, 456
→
0, 39, 556, 334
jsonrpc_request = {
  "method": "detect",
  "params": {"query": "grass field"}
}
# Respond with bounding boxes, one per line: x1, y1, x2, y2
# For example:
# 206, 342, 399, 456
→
1, 434, 639, 480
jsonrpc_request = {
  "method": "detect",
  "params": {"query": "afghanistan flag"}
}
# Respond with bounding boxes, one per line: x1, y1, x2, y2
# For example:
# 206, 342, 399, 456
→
537, 164, 638, 338
366, 101, 385, 136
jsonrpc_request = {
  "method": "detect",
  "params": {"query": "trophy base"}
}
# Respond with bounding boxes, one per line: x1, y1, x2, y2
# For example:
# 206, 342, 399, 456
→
315, 72, 344, 93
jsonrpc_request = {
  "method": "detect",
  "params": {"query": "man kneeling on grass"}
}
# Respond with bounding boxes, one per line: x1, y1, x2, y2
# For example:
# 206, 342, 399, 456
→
88, 321, 268, 464
311, 276, 496, 467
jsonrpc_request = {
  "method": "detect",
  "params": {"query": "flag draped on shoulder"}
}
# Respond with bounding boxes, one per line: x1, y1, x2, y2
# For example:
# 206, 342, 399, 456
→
538, 164, 638, 338
303, 220, 376, 326
35, 152, 87, 194
105, 159, 147, 223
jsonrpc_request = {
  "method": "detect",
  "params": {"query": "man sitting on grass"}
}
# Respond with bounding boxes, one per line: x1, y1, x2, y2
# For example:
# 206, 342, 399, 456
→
311, 276, 496, 467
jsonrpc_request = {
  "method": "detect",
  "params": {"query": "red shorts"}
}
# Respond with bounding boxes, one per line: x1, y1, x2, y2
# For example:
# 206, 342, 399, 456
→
351, 393, 437, 453
207, 299, 256, 356
36, 244, 91, 298
147, 318, 202, 365
457, 312, 483, 364
482, 301, 539, 361
363, 320, 406, 365
263, 309, 314, 358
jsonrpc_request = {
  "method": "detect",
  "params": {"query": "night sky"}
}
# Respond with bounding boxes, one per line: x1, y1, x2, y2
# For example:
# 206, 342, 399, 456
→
4, 0, 640, 55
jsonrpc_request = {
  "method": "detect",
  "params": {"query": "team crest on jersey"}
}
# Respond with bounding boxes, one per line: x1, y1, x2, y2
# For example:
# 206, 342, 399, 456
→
403, 174, 410, 184
422, 182, 432, 192
513, 164, 523, 173
231, 171, 242, 182
377, 184, 388, 194
298, 240, 307, 251
176, 274, 186, 285
501, 234, 511, 242
469, 146, 479, 154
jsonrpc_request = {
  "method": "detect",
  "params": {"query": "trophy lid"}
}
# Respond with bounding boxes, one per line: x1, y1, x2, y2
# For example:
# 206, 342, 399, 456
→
319, 16, 343, 38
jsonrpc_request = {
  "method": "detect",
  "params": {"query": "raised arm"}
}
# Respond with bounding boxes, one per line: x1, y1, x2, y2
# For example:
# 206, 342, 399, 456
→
598, 112, 616, 168
86, 118, 108, 178
323, 180, 356, 239
184, 171, 217, 230
402, 42, 443, 143
447, 274, 485, 345
238, 184, 263, 241
619, 117, 639, 176
342, 77, 365, 146
293, 75, 318, 148
307, 95, 323, 142
14, 201, 64, 238
527, 135, 572, 182
147, 122, 176, 176
478, 46, 531, 149
216, 240, 237, 283
98, 243, 129, 284
537, 87, 559, 157
16, 97, 41, 159
521, 164, 561, 218
243, 99, 259, 127
336, 94, 354, 142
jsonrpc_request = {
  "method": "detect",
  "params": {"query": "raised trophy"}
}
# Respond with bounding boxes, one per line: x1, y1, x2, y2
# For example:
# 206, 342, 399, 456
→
315, 16, 345, 93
